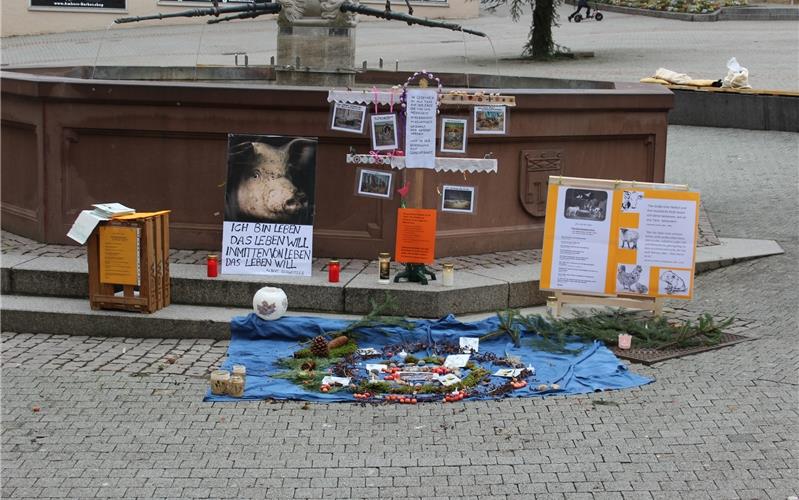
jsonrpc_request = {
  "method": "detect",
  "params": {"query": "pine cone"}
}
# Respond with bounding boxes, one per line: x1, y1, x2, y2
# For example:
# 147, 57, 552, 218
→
310, 336, 330, 358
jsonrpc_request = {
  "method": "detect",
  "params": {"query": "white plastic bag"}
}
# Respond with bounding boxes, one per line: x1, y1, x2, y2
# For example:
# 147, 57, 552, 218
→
722, 57, 751, 89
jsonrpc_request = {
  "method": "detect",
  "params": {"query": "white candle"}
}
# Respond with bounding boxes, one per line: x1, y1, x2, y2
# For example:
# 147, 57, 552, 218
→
442, 263, 454, 286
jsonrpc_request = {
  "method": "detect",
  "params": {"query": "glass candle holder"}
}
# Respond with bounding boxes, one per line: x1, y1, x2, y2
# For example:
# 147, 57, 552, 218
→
232, 364, 246, 383
210, 370, 230, 395
207, 254, 219, 278
442, 263, 455, 286
328, 259, 340, 283
618, 334, 633, 350
227, 374, 245, 398
378, 253, 391, 284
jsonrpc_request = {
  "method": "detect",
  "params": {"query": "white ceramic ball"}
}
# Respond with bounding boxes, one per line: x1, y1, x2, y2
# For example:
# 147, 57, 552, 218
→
252, 287, 288, 320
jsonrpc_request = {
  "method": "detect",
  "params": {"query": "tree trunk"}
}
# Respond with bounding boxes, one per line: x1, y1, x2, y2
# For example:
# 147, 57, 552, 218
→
531, 0, 554, 58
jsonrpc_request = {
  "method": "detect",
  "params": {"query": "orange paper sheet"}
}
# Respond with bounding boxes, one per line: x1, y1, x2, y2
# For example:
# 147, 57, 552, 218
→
99, 225, 139, 286
395, 208, 437, 264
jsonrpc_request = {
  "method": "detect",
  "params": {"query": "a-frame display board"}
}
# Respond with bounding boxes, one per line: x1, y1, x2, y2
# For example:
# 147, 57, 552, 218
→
540, 176, 700, 316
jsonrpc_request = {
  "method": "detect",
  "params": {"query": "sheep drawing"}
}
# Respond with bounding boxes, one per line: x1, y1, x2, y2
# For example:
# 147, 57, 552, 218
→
224, 136, 316, 224
660, 270, 688, 294
619, 228, 639, 249
565, 206, 580, 218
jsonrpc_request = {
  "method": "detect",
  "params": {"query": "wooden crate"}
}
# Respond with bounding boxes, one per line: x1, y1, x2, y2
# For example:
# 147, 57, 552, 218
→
87, 211, 170, 313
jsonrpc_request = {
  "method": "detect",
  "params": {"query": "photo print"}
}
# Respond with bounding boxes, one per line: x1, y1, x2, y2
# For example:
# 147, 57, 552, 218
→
371, 113, 399, 151
621, 191, 644, 212
331, 102, 367, 134
224, 134, 317, 225
441, 185, 475, 214
619, 228, 639, 249
563, 188, 608, 222
658, 269, 690, 296
473, 105, 506, 135
440, 117, 468, 153
357, 168, 393, 199
616, 264, 650, 295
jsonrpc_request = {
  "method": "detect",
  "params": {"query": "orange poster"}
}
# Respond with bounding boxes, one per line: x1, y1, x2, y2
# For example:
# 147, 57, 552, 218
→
99, 225, 140, 286
395, 208, 437, 264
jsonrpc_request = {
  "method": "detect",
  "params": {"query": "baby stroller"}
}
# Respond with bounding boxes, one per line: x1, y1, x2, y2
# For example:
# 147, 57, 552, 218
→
571, 2, 604, 22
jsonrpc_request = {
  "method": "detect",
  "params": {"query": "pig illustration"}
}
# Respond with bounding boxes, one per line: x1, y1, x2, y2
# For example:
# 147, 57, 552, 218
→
224, 136, 316, 224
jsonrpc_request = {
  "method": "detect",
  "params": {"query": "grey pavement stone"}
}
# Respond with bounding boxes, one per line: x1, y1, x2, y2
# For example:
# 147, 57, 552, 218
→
0, 85, 797, 500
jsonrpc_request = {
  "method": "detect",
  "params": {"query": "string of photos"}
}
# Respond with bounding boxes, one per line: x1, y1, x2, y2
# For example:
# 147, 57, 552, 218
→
327, 71, 515, 213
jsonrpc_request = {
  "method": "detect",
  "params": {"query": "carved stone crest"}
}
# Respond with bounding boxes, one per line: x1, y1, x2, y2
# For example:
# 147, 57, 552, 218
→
519, 149, 563, 217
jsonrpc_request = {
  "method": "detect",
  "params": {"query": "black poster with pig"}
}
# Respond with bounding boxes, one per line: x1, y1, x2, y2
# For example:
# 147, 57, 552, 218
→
222, 134, 317, 276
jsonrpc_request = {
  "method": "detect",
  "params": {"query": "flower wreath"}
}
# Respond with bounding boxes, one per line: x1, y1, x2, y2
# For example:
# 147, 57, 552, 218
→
400, 70, 444, 116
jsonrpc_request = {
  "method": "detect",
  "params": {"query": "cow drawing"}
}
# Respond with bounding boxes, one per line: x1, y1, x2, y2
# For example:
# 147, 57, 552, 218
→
619, 228, 639, 249
622, 191, 643, 211
225, 137, 316, 224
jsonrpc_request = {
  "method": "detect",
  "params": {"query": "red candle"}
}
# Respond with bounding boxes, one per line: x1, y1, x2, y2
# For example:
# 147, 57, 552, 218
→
328, 259, 340, 283
207, 254, 219, 278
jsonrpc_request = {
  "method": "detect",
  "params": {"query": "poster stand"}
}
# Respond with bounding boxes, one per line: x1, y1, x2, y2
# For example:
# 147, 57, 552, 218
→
87, 211, 170, 313
394, 76, 437, 284
543, 176, 694, 317
547, 291, 664, 318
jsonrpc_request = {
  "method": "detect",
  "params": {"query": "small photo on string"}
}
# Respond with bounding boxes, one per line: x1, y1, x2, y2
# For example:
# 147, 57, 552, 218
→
473, 105, 507, 135
355, 167, 394, 200
370, 114, 399, 151
440, 117, 468, 154
330, 102, 367, 135
441, 184, 477, 215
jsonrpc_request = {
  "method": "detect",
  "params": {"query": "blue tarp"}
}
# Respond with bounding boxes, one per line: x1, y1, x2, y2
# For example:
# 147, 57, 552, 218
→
204, 314, 652, 402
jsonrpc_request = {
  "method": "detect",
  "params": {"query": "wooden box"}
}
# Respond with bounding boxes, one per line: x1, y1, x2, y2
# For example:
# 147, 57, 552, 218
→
87, 211, 170, 313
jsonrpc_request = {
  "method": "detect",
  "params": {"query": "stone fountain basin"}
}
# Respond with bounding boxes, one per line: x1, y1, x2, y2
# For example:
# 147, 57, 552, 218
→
0, 66, 672, 258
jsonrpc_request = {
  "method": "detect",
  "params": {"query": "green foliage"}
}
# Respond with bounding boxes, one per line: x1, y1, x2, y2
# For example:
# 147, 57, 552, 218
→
404, 354, 419, 365
457, 367, 490, 389
533, 309, 734, 350
594, 0, 745, 13
330, 340, 359, 358
328, 292, 415, 339
480, 308, 734, 352
480, 308, 523, 347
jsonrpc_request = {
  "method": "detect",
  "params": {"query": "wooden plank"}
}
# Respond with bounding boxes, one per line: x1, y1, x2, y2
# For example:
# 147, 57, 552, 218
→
548, 291, 663, 317
547, 175, 689, 192
142, 217, 157, 313
87, 230, 101, 311
666, 84, 799, 97
439, 94, 516, 107
161, 213, 171, 307
154, 214, 164, 310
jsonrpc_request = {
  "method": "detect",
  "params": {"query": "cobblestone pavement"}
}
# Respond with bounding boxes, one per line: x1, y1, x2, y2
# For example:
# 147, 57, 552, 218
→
2, 4, 798, 90
1, 131, 797, 500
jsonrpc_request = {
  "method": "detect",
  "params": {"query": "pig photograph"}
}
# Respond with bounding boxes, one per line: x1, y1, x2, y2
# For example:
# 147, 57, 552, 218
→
224, 134, 317, 225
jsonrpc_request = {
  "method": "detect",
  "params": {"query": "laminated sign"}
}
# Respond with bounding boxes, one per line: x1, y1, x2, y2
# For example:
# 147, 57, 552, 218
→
540, 177, 700, 299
